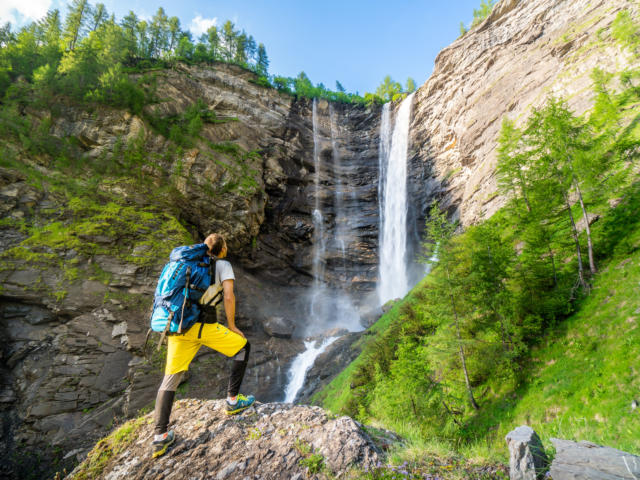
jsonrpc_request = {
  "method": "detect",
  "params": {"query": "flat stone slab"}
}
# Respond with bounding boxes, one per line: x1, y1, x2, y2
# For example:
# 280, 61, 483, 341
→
550, 438, 640, 480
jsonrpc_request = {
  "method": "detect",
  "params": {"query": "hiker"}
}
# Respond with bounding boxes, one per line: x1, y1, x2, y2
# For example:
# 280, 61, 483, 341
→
151, 233, 255, 458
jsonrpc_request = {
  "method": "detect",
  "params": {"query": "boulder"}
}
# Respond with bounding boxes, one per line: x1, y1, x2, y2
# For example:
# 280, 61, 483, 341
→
505, 426, 548, 480
68, 400, 382, 479
549, 438, 640, 480
263, 316, 295, 339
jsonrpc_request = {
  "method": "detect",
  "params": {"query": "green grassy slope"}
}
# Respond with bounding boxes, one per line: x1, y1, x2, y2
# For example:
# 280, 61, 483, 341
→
314, 197, 640, 461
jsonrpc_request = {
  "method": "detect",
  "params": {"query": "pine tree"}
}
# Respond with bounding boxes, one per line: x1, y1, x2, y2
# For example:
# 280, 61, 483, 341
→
234, 32, 248, 64
423, 202, 480, 411
375, 75, 403, 103
136, 20, 150, 58
256, 43, 268, 76
120, 11, 138, 59
63, 0, 90, 51
90, 3, 108, 32
167, 17, 181, 53
406, 77, 416, 93
206, 25, 219, 59
221, 20, 236, 62
149, 7, 168, 58
246, 34, 257, 63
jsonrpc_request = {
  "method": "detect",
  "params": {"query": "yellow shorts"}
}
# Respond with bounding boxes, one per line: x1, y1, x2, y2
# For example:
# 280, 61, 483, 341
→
165, 322, 247, 375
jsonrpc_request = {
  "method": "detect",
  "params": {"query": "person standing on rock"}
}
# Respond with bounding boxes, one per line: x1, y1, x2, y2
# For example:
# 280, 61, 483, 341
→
151, 233, 255, 458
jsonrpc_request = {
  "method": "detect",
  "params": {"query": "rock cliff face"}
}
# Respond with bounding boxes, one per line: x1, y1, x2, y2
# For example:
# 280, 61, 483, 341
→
410, 0, 637, 225
0, 0, 637, 477
0, 63, 384, 478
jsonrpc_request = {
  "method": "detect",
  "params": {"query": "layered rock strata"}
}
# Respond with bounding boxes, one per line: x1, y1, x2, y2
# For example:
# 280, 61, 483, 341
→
410, 0, 638, 225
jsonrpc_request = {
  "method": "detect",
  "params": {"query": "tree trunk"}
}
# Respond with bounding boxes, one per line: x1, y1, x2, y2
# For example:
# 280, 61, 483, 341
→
565, 194, 588, 289
574, 180, 597, 274
547, 240, 558, 286
448, 286, 479, 411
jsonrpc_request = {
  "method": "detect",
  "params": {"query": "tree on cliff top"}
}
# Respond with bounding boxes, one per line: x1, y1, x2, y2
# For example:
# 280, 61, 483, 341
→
471, 0, 497, 28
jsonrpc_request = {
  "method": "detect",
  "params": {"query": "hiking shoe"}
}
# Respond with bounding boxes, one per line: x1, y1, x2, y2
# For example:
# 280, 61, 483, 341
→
226, 394, 255, 415
152, 430, 175, 458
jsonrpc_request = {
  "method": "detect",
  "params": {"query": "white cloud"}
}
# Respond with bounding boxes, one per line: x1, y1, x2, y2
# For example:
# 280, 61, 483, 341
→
189, 15, 217, 38
0, 0, 52, 26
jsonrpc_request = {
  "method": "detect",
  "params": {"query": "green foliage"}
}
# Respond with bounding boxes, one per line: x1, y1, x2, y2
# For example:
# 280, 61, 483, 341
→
0, 2, 270, 110
299, 453, 324, 474
471, 0, 497, 28
71, 417, 147, 480
375, 75, 403, 103
459, 0, 497, 36
612, 10, 639, 53
0, 2, 417, 106
145, 99, 221, 147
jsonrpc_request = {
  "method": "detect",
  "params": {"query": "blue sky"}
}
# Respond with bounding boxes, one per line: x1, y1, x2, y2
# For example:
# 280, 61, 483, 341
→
2, 0, 484, 94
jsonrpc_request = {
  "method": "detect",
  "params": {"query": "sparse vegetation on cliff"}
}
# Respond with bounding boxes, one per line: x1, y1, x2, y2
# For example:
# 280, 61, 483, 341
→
460, 0, 498, 36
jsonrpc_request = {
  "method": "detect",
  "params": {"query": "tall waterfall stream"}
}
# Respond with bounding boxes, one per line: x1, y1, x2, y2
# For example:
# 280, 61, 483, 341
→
283, 95, 416, 403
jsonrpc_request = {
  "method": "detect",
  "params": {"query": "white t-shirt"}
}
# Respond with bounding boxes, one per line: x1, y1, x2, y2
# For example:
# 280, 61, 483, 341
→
215, 260, 235, 285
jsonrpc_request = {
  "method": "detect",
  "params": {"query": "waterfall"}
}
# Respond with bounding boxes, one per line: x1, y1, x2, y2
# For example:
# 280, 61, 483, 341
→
283, 336, 338, 403
377, 93, 415, 305
330, 105, 348, 276
309, 98, 326, 325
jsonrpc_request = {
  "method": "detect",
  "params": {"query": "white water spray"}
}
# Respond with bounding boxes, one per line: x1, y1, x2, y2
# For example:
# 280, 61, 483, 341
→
378, 93, 415, 305
283, 336, 338, 403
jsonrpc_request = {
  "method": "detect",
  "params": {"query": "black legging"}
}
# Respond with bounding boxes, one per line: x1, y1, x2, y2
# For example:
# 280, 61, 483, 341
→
228, 341, 250, 397
153, 341, 251, 435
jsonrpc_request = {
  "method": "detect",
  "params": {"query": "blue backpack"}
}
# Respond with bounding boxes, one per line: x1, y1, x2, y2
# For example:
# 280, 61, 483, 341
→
150, 244, 221, 342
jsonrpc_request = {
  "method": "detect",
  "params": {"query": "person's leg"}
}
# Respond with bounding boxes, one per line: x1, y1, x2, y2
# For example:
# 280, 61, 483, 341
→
153, 372, 184, 435
196, 323, 254, 413
227, 340, 251, 398
152, 334, 200, 457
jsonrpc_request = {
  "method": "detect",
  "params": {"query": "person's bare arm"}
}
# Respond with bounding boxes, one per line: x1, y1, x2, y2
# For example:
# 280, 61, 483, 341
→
223, 279, 244, 337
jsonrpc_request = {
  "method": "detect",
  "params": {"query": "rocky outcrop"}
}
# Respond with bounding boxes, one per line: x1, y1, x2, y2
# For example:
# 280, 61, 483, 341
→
549, 438, 640, 480
68, 400, 382, 480
505, 426, 548, 480
505, 427, 640, 480
410, 0, 638, 226
295, 332, 362, 405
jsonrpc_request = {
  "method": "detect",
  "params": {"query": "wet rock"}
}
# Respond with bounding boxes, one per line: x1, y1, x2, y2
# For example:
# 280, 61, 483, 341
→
505, 425, 548, 479
296, 332, 362, 404
263, 316, 295, 339
549, 438, 640, 480
381, 299, 397, 313
69, 400, 382, 480
359, 305, 383, 327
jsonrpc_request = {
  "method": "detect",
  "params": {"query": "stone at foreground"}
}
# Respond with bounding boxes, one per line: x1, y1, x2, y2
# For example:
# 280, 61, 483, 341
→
68, 400, 381, 480
549, 438, 640, 480
505, 426, 548, 480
